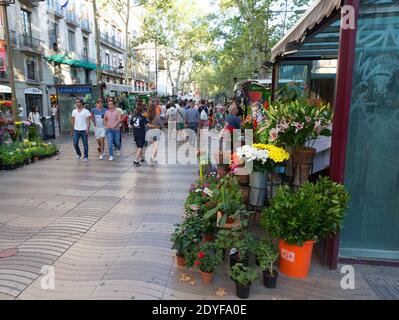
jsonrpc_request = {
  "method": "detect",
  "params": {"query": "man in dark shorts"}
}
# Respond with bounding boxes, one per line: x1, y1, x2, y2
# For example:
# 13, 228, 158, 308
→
131, 105, 148, 167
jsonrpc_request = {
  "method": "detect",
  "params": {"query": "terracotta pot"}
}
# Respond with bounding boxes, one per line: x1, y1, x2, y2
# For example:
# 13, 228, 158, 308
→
237, 174, 249, 186
200, 271, 214, 284
279, 240, 315, 279
176, 255, 186, 267
203, 233, 215, 242
292, 147, 316, 187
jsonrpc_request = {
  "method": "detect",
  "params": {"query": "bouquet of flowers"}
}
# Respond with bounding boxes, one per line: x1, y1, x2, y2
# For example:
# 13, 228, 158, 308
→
236, 144, 290, 173
259, 100, 333, 149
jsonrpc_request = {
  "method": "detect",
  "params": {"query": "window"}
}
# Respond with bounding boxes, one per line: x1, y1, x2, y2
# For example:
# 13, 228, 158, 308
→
82, 37, 89, 59
105, 53, 110, 66
111, 27, 116, 41
68, 30, 75, 52
26, 58, 36, 80
49, 22, 59, 48
112, 54, 117, 68
21, 9, 32, 36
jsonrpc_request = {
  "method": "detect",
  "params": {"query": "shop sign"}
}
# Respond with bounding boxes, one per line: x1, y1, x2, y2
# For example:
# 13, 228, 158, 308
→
25, 87, 43, 95
56, 86, 92, 94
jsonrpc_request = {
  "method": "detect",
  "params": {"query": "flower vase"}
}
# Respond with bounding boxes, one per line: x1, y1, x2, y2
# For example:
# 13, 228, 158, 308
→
249, 171, 268, 207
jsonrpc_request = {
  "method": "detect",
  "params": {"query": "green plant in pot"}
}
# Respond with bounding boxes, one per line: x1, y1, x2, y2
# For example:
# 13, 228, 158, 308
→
171, 219, 202, 268
229, 263, 258, 299
262, 177, 349, 279
256, 239, 279, 289
192, 242, 223, 284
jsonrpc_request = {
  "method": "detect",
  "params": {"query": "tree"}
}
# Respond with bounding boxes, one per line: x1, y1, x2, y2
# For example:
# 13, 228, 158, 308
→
92, 0, 102, 83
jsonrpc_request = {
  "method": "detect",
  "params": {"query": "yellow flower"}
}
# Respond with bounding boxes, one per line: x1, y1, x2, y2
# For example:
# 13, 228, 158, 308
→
15, 122, 23, 125
253, 144, 290, 163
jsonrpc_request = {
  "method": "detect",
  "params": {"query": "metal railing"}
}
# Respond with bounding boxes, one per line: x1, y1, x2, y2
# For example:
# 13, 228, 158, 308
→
46, 0, 64, 18
19, 34, 42, 51
65, 11, 80, 26
9, 30, 17, 46
102, 65, 124, 77
99, 32, 124, 51
80, 19, 91, 33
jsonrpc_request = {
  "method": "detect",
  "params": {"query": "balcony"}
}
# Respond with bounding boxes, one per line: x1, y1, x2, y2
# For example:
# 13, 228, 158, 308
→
65, 11, 80, 28
81, 19, 91, 34
99, 32, 125, 52
9, 30, 17, 47
101, 65, 124, 78
46, 0, 64, 19
18, 34, 43, 54
20, 0, 43, 7
80, 50, 96, 64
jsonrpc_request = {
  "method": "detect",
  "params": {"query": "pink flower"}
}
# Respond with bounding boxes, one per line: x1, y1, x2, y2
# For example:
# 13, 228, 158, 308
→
292, 122, 304, 133
269, 128, 279, 142
305, 116, 312, 123
190, 204, 200, 211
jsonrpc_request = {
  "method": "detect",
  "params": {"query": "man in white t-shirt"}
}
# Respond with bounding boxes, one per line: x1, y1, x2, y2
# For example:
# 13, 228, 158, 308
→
166, 103, 177, 140
71, 97, 91, 161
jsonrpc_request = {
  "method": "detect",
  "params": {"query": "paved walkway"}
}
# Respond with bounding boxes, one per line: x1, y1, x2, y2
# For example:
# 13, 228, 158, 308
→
0, 135, 395, 300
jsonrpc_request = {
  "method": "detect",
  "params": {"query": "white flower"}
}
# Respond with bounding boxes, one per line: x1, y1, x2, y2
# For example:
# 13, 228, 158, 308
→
237, 145, 269, 164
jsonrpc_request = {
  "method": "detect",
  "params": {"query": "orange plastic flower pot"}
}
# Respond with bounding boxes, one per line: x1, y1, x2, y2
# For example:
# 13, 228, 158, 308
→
278, 240, 315, 279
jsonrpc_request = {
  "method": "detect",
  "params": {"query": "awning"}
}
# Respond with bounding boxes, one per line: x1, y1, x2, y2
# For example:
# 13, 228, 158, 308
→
44, 54, 98, 71
0, 85, 11, 93
271, 0, 342, 61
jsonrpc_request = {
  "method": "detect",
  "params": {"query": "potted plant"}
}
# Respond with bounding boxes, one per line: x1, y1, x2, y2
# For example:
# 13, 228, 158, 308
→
259, 101, 332, 186
171, 220, 202, 268
193, 242, 223, 284
229, 263, 258, 299
256, 239, 279, 289
262, 177, 349, 279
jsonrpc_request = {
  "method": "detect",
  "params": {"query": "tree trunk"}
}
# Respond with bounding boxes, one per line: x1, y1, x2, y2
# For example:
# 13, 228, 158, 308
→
93, 0, 101, 85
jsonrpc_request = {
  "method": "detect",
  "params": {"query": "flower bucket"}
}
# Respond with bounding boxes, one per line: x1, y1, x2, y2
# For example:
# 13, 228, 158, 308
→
200, 271, 214, 284
278, 240, 315, 279
249, 171, 268, 207
176, 255, 186, 267
292, 147, 316, 187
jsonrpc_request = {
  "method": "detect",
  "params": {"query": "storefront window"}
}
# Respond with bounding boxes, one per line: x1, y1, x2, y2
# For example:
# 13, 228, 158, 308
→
341, 0, 399, 261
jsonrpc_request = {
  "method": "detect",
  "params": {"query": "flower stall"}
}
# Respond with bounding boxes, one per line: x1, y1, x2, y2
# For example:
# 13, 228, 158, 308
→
271, 0, 399, 265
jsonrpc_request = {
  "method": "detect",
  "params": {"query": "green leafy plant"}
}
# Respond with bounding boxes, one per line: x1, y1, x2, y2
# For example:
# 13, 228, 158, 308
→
215, 225, 255, 261
262, 177, 349, 246
192, 242, 223, 273
229, 263, 257, 286
256, 239, 279, 274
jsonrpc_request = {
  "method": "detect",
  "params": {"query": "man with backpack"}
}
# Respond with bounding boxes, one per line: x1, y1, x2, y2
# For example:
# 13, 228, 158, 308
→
198, 99, 208, 129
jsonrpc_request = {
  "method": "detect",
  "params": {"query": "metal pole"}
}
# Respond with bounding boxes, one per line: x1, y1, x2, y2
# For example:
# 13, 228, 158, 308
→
2, 4, 18, 121
155, 42, 158, 96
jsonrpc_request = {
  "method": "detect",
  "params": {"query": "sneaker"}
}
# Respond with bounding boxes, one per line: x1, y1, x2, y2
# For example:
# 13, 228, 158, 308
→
116, 150, 121, 157
99, 155, 104, 160
133, 160, 141, 167
83, 158, 88, 162
140, 158, 145, 162
109, 156, 114, 161
76, 155, 81, 161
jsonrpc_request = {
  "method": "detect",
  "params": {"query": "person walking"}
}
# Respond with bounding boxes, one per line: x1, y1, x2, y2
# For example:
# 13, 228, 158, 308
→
71, 97, 91, 162
225, 102, 242, 130
176, 101, 186, 142
131, 105, 148, 167
147, 101, 163, 167
104, 98, 122, 161
166, 102, 177, 140
116, 103, 125, 149
185, 101, 200, 134
91, 99, 107, 160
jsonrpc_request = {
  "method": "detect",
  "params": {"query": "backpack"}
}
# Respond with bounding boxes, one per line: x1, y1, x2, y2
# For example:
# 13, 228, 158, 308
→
200, 110, 208, 121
